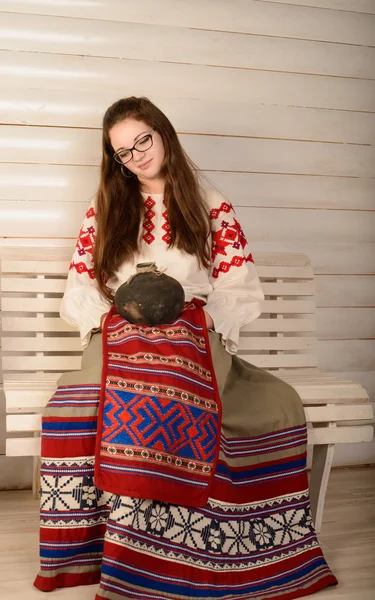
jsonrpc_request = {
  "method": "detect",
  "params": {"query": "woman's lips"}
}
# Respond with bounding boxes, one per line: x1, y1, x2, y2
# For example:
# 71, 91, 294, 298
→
138, 159, 152, 170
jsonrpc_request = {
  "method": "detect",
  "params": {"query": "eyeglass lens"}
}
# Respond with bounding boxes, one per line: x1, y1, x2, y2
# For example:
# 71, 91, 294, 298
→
114, 134, 153, 164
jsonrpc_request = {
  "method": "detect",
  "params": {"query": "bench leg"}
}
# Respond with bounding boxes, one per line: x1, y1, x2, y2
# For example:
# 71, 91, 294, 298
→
309, 443, 335, 534
32, 455, 41, 499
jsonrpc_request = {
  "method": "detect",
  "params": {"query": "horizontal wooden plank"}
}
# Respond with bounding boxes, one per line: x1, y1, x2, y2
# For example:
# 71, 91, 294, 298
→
1, 297, 61, 312
6, 414, 41, 432
6, 437, 41, 456
319, 340, 375, 372
7, 403, 372, 434
1, 51, 374, 112
252, 242, 375, 275
1, 259, 70, 273
315, 275, 375, 308
262, 282, 314, 296
263, 1, 375, 14
308, 425, 374, 445
238, 353, 318, 368
261, 300, 316, 314
1, 277, 67, 293
258, 267, 313, 279
325, 371, 375, 401
238, 337, 317, 351
2, 337, 82, 352
211, 172, 375, 211
291, 384, 370, 403
1, 0, 374, 45
306, 404, 373, 422
1, 317, 76, 332
2, 12, 375, 79
243, 319, 316, 333
6, 425, 373, 456
3, 127, 375, 178
2, 93, 375, 146
5, 390, 57, 411
317, 308, 375, 339
2, 356, 82, 371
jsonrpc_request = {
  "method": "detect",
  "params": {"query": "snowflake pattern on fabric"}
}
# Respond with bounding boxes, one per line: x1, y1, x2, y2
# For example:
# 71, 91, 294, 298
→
107, 495, 315, 558
142, 196, 156, 244
69, 206, 96, 279
210, 201, 254, 279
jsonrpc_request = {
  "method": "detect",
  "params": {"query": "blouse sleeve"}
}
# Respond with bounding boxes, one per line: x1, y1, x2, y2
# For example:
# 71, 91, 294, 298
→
60, 199, 112, 349
203, 189, 264, 355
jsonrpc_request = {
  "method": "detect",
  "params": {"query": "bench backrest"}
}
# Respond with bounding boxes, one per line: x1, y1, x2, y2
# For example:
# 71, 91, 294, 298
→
1, 248, 318, 379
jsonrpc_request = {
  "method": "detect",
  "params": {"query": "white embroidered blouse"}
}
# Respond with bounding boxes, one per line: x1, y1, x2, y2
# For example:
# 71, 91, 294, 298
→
60, 186, 264, 354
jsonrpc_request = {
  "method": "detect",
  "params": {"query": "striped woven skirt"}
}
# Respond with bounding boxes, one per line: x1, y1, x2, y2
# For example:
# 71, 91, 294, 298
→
33, 316, 337, 599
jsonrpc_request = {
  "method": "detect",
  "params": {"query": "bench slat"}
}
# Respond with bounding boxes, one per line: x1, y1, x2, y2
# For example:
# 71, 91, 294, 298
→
2, 356, 82, 371
1, 260, 70, 274
238, 354, 318, 368
2, 317, 76, 332
262, 282, 314, 296
257, 266, 313, 278
238, 337, 317, 351
243, 319, 316, 333
1, 298, 62, 312
1, 278, 67, 293
2, 337, 82, 352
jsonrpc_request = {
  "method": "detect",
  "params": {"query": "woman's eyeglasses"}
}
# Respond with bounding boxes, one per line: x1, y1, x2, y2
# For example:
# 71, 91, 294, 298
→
113, 129, 155, 164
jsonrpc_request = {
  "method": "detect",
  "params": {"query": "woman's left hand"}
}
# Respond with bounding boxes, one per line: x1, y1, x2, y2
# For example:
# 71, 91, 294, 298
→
204, 311, 214, 330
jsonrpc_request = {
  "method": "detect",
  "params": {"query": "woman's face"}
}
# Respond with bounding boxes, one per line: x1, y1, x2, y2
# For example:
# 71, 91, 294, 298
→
109, 118, 165, 185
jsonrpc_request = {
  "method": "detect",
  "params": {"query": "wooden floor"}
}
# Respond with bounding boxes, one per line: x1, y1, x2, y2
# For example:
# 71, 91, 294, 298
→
0, 467, 374, 599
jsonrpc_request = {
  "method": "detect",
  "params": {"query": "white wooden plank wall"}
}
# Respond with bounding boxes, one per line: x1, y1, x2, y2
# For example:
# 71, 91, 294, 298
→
0, 0, 374, 487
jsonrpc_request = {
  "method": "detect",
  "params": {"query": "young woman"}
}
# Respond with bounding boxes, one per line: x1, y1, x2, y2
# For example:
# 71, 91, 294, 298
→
34, 97, 337, 599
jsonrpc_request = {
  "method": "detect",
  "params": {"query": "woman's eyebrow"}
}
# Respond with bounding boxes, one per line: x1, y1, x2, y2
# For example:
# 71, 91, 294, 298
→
116, 131, 149, 152
134, 131, 148, 141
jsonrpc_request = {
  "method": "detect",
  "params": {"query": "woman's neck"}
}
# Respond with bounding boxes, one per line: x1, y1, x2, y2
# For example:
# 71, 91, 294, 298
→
139, 178, 165, 195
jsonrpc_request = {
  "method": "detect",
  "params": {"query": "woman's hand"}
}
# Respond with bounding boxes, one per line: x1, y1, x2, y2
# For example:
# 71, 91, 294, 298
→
204, 311, 214, 330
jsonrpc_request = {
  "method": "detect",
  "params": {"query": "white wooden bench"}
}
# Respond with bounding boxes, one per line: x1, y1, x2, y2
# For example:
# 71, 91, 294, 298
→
1, 247, 373, 533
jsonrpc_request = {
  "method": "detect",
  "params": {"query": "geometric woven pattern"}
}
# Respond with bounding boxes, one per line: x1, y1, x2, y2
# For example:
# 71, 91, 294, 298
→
102, 389, 217, 461
95, 299, 221, 507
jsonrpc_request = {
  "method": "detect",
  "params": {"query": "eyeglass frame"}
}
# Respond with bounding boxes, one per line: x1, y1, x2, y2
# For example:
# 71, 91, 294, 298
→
113, 128, 156, 165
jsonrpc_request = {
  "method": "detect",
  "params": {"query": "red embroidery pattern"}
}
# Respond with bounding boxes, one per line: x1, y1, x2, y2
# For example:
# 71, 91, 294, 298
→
142, 196, 156, 244
161, 199, 171, 245
212, 253, 254, 279
210, 202, 249, 262
210, 201, 254, 279
69, 205, 96, 279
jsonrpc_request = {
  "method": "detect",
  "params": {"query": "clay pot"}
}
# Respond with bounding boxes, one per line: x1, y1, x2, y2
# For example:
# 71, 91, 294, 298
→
114, 262, 185, 326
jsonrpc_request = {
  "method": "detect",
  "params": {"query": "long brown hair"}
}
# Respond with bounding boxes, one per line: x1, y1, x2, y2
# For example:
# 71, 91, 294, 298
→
93, 96, 211, 301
